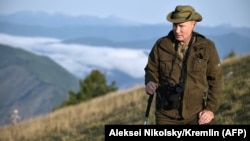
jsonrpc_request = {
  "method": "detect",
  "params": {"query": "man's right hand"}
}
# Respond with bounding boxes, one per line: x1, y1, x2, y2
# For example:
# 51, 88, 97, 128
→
145, 81, 158, 95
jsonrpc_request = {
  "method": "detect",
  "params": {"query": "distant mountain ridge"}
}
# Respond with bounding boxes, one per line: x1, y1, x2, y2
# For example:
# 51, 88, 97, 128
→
0, 44, 79, 127
0, 11, 249, 39
1, 21, 249, 59
0, 11, 139, 27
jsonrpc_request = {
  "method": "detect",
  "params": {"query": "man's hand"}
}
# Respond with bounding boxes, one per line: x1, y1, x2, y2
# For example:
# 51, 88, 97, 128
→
198, 110, 214, 125
145, 81, 158, 95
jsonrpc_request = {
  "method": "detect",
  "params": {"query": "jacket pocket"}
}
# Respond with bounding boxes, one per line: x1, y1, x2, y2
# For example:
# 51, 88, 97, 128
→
191, 57, 208, 73
159, 58, 172, 75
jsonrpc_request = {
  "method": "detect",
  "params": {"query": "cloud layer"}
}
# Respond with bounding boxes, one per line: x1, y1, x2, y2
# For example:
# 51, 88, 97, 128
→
0, 33, 149, 78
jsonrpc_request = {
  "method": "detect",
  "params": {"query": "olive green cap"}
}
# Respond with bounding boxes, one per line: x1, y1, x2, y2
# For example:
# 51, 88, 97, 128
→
166, 5, 202, 23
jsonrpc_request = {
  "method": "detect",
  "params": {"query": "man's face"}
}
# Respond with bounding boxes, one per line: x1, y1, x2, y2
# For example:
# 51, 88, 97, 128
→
172, 21, 196, 44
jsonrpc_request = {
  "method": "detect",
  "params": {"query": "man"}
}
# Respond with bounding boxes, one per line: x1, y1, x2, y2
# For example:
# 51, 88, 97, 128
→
144, 5, 223, 125
10, 109, 21, 125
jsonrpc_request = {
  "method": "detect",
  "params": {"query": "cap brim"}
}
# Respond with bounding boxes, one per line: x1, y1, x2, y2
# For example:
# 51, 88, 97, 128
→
166, 12, 202, 23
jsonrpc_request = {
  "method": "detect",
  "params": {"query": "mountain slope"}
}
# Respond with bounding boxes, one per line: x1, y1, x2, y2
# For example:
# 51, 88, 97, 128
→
0, 44, 79, 127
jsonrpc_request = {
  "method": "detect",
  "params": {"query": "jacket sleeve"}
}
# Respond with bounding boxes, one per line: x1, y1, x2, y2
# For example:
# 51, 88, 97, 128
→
144, 40, 160, 85
205, 40, 223, 112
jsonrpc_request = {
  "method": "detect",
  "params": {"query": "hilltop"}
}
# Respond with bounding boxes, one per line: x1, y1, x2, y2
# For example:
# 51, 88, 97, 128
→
0, 54, 249, 141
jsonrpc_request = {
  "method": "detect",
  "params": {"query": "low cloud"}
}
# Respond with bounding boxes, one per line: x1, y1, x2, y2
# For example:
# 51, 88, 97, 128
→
0, 33, 148, 78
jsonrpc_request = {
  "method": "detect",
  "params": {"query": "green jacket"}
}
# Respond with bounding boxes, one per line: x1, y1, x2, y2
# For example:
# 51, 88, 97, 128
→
144, 31, 223, 119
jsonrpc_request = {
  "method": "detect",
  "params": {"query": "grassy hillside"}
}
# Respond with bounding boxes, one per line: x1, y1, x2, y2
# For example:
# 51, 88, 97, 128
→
0, 54, 249, 141
215, 54, 250, 124
0, 44, 79, 127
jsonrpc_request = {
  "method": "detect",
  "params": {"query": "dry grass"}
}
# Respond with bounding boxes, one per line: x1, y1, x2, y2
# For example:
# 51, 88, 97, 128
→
0, 85, 152, 141
0, 54, 249, 141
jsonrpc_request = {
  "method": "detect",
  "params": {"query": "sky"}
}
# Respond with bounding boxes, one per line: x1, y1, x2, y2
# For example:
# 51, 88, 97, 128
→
0, 0, 249, 28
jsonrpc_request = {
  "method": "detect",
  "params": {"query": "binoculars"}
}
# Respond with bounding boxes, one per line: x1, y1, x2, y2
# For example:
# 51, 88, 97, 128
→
156, 82, 184, 109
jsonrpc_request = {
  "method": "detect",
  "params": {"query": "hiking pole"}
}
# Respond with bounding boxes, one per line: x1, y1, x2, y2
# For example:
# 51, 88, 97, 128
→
144, 94, 154, 125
